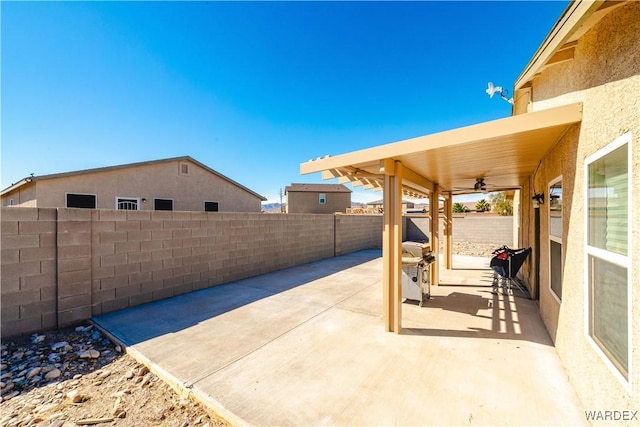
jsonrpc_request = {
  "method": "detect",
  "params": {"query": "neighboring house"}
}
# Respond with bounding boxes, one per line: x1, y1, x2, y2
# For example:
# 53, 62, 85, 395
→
285, 183, 351, 214
0, 156, 266, 212
301, 1, 639, 415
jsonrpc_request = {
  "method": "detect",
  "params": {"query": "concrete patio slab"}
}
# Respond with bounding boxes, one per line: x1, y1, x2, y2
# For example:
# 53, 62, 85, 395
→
93, 249, 586, 426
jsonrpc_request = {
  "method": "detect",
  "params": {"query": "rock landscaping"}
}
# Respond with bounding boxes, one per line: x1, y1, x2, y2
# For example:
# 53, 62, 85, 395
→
0, 323, 227, 427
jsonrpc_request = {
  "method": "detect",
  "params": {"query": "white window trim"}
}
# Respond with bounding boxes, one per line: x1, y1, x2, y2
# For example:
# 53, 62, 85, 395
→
115, 196, 140, 211
549, 175, 563, 304
583, 131, 632, 390
65, 192, 97, 209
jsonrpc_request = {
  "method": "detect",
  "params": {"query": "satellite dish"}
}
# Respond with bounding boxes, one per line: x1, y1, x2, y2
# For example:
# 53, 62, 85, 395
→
486, 82, 502, 98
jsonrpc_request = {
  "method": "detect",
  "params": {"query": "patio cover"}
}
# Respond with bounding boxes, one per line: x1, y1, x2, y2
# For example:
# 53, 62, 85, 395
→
300, 103, 582, 332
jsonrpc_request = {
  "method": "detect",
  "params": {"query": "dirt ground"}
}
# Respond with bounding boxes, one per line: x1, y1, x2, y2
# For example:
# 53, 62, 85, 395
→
0, 323, 229, 427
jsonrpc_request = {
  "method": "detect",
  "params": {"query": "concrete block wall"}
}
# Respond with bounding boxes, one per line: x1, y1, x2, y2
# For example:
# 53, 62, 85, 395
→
334, 215, 383, 255
57, 209, 93, 330
88, 211, 336, 317
405, 216, 430, 243
404, 215, 513, 246
2, 208, 514, 338
450, 215, 513, 245
1, 208, 372, 338
1, 208, 57, 337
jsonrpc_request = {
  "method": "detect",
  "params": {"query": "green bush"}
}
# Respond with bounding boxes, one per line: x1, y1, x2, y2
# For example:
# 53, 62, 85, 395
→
475, 199, 490, 212
453, 202, 468, 213
490, 192, 513, 216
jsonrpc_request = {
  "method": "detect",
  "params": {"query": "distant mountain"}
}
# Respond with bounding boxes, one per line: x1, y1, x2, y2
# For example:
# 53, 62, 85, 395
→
261, 203, 285, 213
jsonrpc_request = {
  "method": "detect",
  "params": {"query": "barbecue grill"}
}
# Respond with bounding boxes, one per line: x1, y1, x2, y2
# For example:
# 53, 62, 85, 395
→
401, 241, 436, 306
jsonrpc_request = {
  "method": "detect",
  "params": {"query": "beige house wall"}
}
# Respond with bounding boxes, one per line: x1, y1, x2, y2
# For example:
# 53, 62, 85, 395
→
287, 191, 351, 214
2, 183, 37, 207
1, 207, 383, 339
522, 2, 639, 416
2, 159, 263, 212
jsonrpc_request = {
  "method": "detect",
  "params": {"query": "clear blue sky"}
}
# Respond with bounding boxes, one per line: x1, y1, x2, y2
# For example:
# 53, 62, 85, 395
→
1, 1, 569, 204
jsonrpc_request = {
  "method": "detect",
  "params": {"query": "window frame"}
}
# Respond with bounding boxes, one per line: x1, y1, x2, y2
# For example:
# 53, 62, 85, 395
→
204, 201, 219, 212
548, 175, 563, 303
319, 193, 326, 205
583, 131, 632, 388
115, 196, 140, 211
65, 193, 97, 209
179, 161, 190, 176
154, 198, 174, 211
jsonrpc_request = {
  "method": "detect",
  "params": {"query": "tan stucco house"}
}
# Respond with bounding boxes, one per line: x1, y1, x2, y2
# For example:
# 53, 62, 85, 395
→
285, 183, 351, 214
1, 156, 266, 212
301, 0, 639, 418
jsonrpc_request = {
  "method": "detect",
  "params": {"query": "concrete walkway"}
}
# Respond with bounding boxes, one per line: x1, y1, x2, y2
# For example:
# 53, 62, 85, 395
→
93, 250, 586, 426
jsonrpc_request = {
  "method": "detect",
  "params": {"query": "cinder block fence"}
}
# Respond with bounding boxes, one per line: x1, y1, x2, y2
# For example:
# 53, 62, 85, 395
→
1, 208, 512, 339
1, 208, 383, 338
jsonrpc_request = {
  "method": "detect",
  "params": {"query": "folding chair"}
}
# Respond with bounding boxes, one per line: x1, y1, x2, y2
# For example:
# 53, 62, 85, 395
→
490, 246, 532, 297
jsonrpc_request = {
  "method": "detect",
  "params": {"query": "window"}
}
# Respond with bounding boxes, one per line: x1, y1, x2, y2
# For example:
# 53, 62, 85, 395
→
116, 197, 139, 210
154, 198, 173, 211
585, 132, 630, 383
66, 193, 96, 209
549, 177, 563, 302
204, 201, 219, 212
319, 193, 326, 204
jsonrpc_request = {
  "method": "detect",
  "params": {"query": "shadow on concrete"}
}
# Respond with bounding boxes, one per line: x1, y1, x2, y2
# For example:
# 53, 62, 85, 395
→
402, 288, 552, 346
93, 250, 381, 346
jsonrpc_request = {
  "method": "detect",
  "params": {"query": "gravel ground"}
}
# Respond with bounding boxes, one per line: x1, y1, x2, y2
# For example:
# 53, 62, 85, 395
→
447, 241, 498, 258
1, 242, 495, 426
0, 324, 228, 427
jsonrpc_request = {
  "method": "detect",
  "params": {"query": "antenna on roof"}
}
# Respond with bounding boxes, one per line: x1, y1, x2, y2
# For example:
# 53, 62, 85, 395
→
486, 82, 513, 105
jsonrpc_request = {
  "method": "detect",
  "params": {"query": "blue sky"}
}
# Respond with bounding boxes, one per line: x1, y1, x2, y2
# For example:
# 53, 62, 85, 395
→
1, 1, 569, 204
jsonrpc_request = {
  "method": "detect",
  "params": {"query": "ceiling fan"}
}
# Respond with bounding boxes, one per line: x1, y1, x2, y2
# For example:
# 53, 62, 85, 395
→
452, 177, 517, 195
453, 178, 489, 194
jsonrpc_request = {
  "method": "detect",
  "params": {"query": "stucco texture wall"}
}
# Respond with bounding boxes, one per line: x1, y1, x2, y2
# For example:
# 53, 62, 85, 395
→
528, 2, 639, 417
287, 191, 351, 214
1, 183, 37, 207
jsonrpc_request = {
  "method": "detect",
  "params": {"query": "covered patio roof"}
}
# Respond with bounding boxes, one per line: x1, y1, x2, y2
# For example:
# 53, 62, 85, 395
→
300, 103, 582, 198
300, 103, 582, 333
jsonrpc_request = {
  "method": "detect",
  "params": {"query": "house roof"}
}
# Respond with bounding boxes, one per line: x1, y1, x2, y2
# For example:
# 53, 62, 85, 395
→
300, 103, 582, 198
1, 156, 267, 201
285, 183, 352, 194
515, 0, 626, 91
